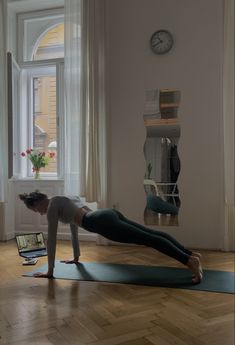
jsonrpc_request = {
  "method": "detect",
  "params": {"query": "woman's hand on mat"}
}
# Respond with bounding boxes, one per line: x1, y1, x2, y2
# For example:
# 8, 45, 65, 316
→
60, 258, 79, 264
33, 271, 54, 278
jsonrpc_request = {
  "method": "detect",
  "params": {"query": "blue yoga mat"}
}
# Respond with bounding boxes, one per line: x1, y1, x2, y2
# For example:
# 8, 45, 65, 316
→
24, 261, 235, 294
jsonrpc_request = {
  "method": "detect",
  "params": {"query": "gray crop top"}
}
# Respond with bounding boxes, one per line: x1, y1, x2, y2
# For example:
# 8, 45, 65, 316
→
47, 195, 85, 224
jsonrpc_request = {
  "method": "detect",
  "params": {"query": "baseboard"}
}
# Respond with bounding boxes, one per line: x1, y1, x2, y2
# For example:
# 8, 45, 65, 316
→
0, 231, 15, 241
223, 203, 235, 251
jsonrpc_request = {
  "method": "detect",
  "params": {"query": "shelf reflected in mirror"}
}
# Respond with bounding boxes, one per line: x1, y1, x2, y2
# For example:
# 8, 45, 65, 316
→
143, 89, 181, 226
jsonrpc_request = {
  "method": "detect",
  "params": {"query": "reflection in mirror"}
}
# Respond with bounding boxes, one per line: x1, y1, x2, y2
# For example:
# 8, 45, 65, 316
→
143, 89, 181, 226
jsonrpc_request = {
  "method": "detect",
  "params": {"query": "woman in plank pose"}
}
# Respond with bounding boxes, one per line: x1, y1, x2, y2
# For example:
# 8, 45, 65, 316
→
19, 191, 203, 283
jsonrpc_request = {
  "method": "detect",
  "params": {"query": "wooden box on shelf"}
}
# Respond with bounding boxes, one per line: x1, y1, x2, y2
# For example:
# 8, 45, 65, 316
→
159, 89, 180, 119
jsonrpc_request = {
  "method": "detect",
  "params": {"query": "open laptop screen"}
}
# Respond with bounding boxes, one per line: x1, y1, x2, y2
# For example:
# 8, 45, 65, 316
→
16, 233, 46, 253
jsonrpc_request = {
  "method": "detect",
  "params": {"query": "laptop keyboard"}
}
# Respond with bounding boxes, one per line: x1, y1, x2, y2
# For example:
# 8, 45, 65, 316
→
26, 250, 47, 257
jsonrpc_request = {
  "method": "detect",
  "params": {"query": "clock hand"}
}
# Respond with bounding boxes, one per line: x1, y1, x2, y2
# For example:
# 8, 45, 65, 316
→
152, 41, 162, 47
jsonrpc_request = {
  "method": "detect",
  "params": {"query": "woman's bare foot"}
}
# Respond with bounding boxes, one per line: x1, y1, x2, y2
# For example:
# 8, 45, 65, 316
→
187, 256, 203, 284
190, 253, 203, 280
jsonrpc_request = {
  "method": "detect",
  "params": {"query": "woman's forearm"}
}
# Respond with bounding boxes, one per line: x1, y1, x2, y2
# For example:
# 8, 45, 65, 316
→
46, 217, 59, 271
47, 267, 54, 277
70, 224, 80, 258
47, 241, 56, 270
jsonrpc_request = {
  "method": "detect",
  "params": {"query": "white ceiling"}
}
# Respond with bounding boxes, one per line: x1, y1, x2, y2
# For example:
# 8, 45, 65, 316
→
8, 0, 64, 13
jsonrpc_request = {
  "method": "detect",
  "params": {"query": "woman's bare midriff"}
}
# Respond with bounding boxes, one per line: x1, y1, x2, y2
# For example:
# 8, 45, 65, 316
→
74, 207, 92, 226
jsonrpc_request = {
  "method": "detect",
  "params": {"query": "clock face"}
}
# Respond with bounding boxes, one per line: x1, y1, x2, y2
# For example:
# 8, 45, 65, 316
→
150, 30, 174, 55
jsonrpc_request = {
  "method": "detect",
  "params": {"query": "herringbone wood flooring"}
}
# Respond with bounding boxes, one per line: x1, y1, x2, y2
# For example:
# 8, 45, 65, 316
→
0, 240, 234, 345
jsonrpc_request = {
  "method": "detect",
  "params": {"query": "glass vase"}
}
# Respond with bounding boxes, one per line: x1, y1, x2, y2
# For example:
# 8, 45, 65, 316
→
34, 169, 40, 179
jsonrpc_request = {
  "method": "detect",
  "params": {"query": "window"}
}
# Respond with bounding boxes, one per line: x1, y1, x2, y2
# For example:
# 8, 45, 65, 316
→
17, 8, 64, 63
33, 23, 64, 61
31, 66, 57, 174
10, 9, 64, 178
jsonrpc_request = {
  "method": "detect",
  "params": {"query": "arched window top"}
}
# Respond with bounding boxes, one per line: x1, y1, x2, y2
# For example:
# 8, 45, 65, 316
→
17, 9, 64, 62
33, 23, 64, 61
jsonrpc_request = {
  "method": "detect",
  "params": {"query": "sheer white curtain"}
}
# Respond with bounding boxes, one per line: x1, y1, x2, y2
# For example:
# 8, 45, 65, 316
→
64, 0, 83, 196
81, 0, 107, 206
64, 0, 107, 206
223, 0, 234, 251
0, 0, 7, 202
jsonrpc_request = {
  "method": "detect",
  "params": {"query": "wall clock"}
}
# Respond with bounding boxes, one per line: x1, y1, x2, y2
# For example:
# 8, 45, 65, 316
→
150, 30, 174, 55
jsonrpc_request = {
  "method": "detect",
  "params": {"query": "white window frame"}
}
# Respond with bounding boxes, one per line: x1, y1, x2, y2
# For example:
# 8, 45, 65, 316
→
13, 8, 65, 180
17, 8, 64, 64
17, 60, 64, 179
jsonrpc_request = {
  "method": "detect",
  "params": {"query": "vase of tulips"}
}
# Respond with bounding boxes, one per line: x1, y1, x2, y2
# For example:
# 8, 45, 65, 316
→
21, 148, 55, 179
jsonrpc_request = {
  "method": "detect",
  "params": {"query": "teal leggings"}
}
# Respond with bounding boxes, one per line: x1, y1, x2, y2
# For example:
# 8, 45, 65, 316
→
82, 209, 192, 265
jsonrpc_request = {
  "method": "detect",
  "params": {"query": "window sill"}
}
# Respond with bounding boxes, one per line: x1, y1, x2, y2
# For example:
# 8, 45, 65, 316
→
10, 177, 64, 182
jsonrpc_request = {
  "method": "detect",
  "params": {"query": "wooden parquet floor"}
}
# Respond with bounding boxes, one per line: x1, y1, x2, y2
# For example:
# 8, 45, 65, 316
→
0, 240, 234, 345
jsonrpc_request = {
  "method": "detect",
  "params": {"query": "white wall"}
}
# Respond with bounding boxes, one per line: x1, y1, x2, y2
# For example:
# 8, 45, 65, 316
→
106, 0, 225, 249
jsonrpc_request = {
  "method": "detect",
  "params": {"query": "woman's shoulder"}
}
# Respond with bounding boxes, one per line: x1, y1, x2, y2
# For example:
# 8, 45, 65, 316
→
50, 195, 67, 204
49, 195, 84, 207
47, 196, 69, 210
47, 196, 70, 218
66, 195, 84, 205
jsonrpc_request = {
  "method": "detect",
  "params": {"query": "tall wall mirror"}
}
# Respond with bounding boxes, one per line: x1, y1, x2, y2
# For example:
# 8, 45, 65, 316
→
143, 89, 181, 226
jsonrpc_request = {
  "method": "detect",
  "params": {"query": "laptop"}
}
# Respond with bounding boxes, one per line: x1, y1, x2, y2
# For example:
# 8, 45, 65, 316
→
15, 232, 47, 259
